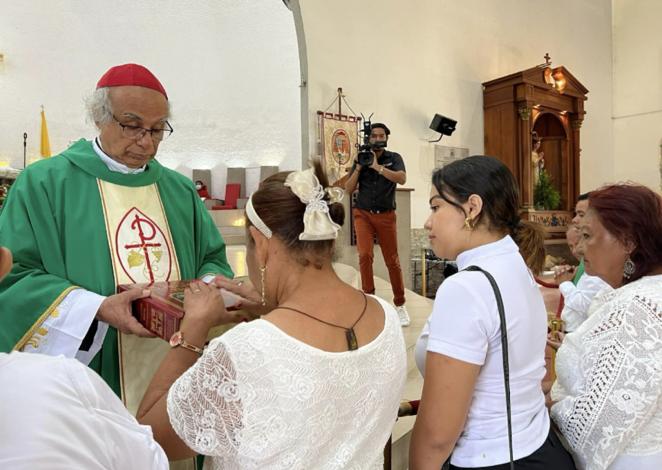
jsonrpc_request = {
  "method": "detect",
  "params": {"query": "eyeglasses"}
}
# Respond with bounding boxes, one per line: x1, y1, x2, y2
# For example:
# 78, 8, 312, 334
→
112, 115, 174, 142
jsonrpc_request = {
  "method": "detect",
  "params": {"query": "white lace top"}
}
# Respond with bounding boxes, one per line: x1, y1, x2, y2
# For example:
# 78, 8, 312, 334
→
167, 296, 407, 470
551, 275, 662, 470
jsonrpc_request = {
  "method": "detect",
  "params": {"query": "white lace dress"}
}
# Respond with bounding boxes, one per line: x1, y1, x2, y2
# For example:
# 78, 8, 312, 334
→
551, 275, 662, 470
167, 296, 407, 470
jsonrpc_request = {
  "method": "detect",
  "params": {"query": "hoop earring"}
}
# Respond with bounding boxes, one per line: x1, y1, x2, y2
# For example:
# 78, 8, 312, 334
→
260, 266, 267, 306
623, 257, 635, 279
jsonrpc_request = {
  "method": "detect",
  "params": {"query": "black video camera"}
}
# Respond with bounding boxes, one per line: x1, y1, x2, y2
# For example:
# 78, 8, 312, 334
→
356, 116, 387, 167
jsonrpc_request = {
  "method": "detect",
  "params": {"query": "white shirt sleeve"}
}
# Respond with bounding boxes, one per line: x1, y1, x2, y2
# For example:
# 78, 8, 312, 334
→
21, 289, 108, 365
560, 275, 610, 332
73, 360, 169, 469
0, 352, 168, 470
426, 276, 494, 366
167, 338, 242, 458
551, 295, 662, 470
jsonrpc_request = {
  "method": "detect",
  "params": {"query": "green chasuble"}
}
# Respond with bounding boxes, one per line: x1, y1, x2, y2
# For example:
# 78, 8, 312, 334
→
0, 139, 233, 397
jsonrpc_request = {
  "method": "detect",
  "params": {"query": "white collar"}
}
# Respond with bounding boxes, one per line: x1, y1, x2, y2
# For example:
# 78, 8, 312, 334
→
93, 138, 146, 175
455, 235, 518, 270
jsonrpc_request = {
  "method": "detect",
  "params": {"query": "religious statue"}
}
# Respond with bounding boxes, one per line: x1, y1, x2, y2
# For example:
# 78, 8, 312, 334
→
531, 131, 545, 189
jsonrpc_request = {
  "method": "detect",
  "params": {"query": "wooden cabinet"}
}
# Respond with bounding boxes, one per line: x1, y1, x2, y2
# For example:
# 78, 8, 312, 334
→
482, 62, 588, 213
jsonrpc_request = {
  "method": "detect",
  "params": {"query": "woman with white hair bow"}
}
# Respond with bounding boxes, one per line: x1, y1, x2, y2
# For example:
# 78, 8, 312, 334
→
138, 160, 407, 469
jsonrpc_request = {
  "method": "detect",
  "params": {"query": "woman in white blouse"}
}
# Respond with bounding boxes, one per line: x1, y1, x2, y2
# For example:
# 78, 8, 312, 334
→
137, 161, 407, 469
550, 183, 662, 470
409, 156, 575, 469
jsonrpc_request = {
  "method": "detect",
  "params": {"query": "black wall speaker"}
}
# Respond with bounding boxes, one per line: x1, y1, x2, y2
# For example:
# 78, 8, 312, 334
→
429, 114, 457, 136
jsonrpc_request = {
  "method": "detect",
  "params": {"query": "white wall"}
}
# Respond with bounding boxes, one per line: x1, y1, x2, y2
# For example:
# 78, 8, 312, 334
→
612, 0, 662, 191
298, 0, 614, 226
0, 0, 300, 199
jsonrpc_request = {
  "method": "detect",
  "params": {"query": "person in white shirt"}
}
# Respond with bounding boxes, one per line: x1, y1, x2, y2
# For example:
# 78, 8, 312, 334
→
0, 246, 168, 470
409, 156, 575, 470
137, 161, 407, 469
551, 183, 662, 470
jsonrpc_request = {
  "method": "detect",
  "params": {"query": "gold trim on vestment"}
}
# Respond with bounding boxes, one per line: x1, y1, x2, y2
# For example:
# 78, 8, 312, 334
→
97, 179, 120, 287
13, 286, 79, 350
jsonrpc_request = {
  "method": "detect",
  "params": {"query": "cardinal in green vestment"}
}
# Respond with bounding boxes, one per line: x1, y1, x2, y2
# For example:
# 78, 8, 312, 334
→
0, 64, 233, 405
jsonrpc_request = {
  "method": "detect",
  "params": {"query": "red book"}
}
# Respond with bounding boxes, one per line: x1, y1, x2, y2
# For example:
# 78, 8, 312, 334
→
118, 280, 240, 341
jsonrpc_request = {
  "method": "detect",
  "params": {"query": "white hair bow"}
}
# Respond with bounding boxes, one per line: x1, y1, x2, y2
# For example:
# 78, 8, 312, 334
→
284, 168, 344, 240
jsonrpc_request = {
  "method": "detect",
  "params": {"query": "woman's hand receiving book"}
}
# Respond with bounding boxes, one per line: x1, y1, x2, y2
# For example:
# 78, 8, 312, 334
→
183, 281, 244, 329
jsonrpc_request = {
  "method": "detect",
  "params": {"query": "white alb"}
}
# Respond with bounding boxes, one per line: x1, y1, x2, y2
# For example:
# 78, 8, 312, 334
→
551, 275, 662, 470
167, 296, 407, 470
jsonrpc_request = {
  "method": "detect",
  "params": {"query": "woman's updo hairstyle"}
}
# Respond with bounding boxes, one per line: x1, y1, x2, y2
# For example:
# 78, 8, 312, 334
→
431, 155, 546, 273
247, 159, 345, 269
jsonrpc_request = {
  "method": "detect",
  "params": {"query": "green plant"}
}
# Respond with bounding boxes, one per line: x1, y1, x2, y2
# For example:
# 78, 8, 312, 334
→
533, 169, 561, 210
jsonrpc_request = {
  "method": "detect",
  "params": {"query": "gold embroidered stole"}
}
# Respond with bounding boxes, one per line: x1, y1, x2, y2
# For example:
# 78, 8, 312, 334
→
97, 180, 182, 416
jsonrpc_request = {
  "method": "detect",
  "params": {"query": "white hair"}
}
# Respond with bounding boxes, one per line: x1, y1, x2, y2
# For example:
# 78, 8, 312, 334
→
85, 87, 172, 128
85, 88, 113, 126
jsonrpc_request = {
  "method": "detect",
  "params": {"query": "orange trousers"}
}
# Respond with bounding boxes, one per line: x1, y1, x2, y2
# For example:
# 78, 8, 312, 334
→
352, 208, 405, 306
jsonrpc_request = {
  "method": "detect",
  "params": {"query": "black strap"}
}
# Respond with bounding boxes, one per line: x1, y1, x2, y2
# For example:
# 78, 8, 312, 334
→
79, 318, 98, 351
276, 293, 368, 351
464, 265, 514, 470
278, 292, 368, 330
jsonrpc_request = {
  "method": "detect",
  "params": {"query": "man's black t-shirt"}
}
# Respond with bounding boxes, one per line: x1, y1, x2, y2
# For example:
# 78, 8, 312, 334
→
354, 150, 406, 212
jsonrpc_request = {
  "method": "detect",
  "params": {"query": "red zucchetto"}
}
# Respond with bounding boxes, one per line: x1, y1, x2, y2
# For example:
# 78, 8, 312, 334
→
96, 63, 168, 99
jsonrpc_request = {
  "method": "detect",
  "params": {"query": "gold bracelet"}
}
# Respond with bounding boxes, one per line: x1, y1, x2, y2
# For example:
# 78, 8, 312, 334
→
169, 331, 204, 355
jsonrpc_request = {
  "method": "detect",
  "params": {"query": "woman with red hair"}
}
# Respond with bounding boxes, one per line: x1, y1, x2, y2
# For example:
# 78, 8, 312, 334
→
550, 183, 662, 470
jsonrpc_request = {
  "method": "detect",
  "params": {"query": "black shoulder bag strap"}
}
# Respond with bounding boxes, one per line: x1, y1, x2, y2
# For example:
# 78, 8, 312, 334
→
464, 265, 515, 470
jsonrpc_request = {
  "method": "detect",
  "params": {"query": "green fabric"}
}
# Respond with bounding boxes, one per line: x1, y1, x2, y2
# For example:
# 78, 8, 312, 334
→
572, 258, 585, 285
0, 139, 233, 396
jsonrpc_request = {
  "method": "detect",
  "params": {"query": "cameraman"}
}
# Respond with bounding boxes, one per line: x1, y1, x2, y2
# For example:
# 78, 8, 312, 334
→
345, 123, 410, 326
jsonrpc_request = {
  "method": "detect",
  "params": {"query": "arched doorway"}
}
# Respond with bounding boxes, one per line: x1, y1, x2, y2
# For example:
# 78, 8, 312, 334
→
532, 112, 571, 210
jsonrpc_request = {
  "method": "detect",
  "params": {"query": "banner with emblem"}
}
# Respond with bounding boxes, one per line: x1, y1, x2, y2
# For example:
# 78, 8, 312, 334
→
317, 111, 360, 185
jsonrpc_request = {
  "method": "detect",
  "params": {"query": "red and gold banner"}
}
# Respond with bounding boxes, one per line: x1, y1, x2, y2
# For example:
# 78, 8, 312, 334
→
317, 111, 360, 184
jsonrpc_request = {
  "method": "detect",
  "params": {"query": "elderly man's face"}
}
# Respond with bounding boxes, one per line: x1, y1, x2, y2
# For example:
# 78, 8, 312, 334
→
98, 86, 169, 169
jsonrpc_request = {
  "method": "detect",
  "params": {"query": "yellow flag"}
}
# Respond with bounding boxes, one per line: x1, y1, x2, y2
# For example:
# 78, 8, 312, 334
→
40, 107, 51, 158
